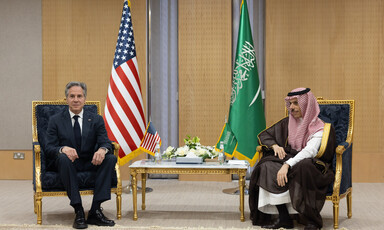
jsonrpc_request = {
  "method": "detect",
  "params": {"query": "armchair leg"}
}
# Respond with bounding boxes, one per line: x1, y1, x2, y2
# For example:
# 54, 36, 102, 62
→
33, 194, 37, 214
332, 199, 340, 229
347, 191, 352, 219
116, 192, 122, 220
36, 197, 42, 225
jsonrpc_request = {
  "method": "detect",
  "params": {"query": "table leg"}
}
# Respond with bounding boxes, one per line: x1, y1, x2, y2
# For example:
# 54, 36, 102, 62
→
239, 171, 245, 222
141, 173, 146, 210
131, 170, 138, 220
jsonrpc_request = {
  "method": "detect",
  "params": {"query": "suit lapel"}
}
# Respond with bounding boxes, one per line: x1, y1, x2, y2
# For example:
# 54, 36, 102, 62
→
81, 111, 91, 150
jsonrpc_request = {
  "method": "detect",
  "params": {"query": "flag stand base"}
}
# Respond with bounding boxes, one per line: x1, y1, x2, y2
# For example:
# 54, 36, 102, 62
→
222, 184, 249, 195
123, 184, 153, 194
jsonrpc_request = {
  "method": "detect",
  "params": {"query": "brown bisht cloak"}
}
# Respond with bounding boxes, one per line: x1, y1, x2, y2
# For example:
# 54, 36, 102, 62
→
249, 117, 336, 228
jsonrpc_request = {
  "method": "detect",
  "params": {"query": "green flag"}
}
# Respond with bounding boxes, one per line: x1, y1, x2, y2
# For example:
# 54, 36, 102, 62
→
216, 0, 266, 167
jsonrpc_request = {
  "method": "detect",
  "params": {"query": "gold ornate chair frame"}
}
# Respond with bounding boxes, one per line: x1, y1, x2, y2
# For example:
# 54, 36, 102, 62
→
318, 99, 354, 229
32, 100, 122, 224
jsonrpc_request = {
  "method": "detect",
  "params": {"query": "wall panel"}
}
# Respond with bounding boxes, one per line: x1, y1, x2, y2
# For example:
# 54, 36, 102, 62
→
266, 0, 384, 182
0, 0, 42, 149
178, 0, 232, 181
178, 0, 232, 147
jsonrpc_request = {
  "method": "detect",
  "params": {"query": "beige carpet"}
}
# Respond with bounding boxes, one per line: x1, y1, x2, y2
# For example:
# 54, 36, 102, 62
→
0, 180, 382, 229
0, 225, 259, 230
0, 225, 350, 230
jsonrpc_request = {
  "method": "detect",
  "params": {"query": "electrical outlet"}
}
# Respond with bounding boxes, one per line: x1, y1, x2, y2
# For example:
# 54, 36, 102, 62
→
13, 152, 25, 160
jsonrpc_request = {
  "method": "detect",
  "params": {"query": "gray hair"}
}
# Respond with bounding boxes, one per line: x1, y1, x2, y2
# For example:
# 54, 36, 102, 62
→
65, 81, 87, 98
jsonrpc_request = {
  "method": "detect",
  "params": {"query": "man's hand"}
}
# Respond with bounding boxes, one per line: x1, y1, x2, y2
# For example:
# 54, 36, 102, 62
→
62, 146, 79, 162
92, 148, 107, 165
277, 163, 290, 187
272, 144, 287, 159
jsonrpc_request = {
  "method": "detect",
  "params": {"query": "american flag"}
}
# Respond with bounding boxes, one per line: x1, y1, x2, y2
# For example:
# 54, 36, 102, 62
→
104, 0, 146, 166
140, 122, 162, 155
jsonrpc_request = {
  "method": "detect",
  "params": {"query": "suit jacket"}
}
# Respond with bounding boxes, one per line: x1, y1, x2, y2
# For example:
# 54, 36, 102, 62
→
45, 108, 112, 161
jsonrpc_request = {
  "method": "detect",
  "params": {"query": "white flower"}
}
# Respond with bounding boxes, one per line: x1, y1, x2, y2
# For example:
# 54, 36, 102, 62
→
175, 146, 188, 157
162, 136, 222, 160
206, 146, 214, 152
163, 146, 175, 157
166, 146, 174, 152
196, 148, 207, 156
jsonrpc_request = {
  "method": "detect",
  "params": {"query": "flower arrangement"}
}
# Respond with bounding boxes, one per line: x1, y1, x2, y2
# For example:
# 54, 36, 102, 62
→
163, 135, 220, 160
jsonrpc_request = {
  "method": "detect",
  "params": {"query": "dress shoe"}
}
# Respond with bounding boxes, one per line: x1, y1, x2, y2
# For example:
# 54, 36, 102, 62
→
304, 223, 320, 230
73, 209, 87, 229
252, 219, 272, 226
262, 218, 294, 229
87, 208, 115, 226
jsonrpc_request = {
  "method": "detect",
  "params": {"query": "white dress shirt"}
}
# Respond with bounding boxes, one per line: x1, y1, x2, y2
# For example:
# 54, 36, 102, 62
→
69, 109, 84, 134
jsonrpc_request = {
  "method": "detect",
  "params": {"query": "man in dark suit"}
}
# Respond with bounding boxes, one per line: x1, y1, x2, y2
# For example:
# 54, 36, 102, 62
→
45, 82, 117, 229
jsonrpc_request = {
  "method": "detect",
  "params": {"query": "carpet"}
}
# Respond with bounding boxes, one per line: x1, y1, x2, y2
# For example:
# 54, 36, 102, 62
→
0, 225, 254, 230
0, 224, 350, 230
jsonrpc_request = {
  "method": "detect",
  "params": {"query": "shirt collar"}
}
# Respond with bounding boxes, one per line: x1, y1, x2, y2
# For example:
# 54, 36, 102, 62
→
69, 109, 84, 119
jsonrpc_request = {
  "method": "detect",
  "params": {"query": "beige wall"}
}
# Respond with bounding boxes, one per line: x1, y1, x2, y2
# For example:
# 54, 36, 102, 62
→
265, 0, 384, 182
0, 0, 42, 150
178, 0, 232, 147
178, 0, 232, 181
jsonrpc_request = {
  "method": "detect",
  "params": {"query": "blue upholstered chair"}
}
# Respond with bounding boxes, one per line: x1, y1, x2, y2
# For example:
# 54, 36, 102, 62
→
32, 100, 122, 224
317, 98, 354, 229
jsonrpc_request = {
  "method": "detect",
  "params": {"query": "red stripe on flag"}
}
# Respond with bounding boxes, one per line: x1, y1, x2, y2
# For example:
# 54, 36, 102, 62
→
104, 117, 126, 159
120, 60, 146, 124
105, 94, 138, 152
127, 59, 142, 93
110, 68, 144, 138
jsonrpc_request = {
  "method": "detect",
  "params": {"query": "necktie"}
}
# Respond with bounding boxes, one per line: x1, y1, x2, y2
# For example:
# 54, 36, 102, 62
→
73, 115, 82, 149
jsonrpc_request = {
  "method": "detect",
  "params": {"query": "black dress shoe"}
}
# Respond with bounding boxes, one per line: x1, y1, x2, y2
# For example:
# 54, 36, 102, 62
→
262, 218, 294, 229
73, 209, 88, 229
304, 223, 320, 230
87, 208, 115, 226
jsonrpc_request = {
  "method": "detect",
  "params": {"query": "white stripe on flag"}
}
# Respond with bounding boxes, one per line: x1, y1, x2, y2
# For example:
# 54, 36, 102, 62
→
104, 105, 132, 153
107, 83, 142, 145
111, 65, 146, 133
121, 60, 143, 105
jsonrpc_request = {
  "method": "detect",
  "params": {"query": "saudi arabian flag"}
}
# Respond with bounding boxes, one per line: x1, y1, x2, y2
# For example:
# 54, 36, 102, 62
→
216, 0, 266, 167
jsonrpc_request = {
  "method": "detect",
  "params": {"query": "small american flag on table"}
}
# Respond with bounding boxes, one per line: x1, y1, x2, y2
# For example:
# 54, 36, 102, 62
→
140, 122, 162, 155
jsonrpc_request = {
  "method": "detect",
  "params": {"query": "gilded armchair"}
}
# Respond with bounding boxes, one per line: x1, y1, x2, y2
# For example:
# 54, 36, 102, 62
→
32, 100, 122, 224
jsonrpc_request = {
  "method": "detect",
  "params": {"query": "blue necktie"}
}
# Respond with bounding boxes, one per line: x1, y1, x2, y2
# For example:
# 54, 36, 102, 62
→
73, 115, 82, 149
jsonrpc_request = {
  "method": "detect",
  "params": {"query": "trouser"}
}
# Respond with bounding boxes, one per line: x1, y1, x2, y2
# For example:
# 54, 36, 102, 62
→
56, 153, 117, 207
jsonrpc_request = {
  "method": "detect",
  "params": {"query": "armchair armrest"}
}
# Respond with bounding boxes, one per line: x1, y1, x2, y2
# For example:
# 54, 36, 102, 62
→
111, 142, 122, 192
332, 142, 352, 196
337, 141, 350, 151
111, 142, 120, 158
256, 145, 263, 161
33, 142, 42, 193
